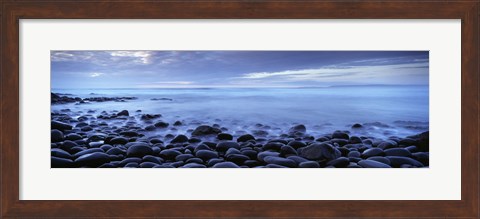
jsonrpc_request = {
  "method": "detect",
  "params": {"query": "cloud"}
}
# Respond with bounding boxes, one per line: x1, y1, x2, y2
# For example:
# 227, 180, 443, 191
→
237, 61, 428, 84
108, 51, 153, 64
89, 72, 104, 77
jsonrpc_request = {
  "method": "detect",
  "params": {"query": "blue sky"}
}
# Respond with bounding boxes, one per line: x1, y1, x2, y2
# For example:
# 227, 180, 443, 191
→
51, 51, 428, 88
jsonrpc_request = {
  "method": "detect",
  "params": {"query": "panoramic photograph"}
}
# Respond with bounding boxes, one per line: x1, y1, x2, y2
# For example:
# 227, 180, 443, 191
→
51, 51, 429, 168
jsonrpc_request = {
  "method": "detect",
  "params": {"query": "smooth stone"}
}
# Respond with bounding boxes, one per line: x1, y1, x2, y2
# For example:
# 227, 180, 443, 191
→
384, 148, 412, 157
51, 148, 72, 159
237, 134, 255, 142
349, 136, 362, 144
109, 137, 128, 145
124, 162, 139, 168
173, 121, 182, 126
241, 149, 258, 159
119, 157, 142, 167
377, 140, 398, 150
120, 131, 138, 137
175, 154, 195, 162
266, 164, 288, 168
81, 126, 93, 131
412, 152, 429, 166
286, 155, 309, 164
195, 150, 219, 161
88, 142, 103, 148
332, 131, 349, 140
263, 156, 297, 167
326, 157, 350, 168
52, 121, 73, 131
191, 125, 221, 136
51, 156, 73, 168
358, 160, 392, 168
106, 147, 125, 155
126, 143, 153, 157
405, 145, 418, 153
65, 133, 82, 141
193, 144, 212, 154
142, 155, 163, 164
225, 148, 241, 156
347, 163, 362, 168
367, 156, 391, 165
73, 148, 104, 159
182, 163, 206, 168
298, 161, 320, 168
145, 125, 156, 131
288, 140, 306, 149
216, 141, 240, 152
186, 157, 204, 164
139, 162, 158, 168
298, 143, 341, 160
100, 144, 113, 152
212, 161, 240, 168
263, 142, 284, 151
217, 133, 233, 141
51, 129, 64, 143
244, 160, 262, 167
348, 151, 361, 158
159, 149, 182, 160
257, 151, 280, 162
387, 156, 424, 167
351, 123, 363, 128
154, 121, 169, 128
171, 134, 189, 143
362, 148, 384, 158
288, 124, 306, 135
226, 154, 250, 165
207, 158, 225, 167
117, 110, 129, 116
75, 152, 110, 167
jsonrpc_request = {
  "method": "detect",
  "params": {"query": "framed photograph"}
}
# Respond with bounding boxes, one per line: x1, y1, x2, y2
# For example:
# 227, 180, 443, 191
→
1, 1, 478, 218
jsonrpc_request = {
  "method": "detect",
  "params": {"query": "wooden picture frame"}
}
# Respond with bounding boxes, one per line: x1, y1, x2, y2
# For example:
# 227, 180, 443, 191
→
1, 1, 478, 218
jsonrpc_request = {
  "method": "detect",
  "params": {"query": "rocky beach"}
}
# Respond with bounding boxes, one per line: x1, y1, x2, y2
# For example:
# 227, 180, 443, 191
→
51, 92, 429, 168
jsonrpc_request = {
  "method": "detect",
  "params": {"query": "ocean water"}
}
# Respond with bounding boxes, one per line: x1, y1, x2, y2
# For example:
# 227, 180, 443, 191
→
51, 85, 429, 139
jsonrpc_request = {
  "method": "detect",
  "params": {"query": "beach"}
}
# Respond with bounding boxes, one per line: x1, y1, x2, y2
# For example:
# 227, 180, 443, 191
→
50, 86, 429, 168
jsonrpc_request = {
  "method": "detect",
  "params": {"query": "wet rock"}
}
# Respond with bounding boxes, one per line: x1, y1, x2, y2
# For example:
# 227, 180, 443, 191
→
51, 121, 73, 131
264, 156, 297, 167
159, 149, 182, 160
213, 162, 240, 168
75, 152, 110, 167
361, 148, 384, 158
154, 121, 169, 128
109, 137, 128, 145
367, 156, 391, 165
51, 148, 72, 159
170, 134, 188, 143
191, 125, 221, 136
237, 134, 255, 142
288, 124, 306, 135
358, 160, 391, 168
298, 143, 341, 160
117, 110, 129, 116
126, 143, 153, 157
377, 140, 398, 150
51, 156, 74, 168
384, 148, 412, 157
257, 151, 280, 162
195, 150, 219, 161
216, 141, 240, 152
332, 131, 349, 140
51, 129, 64, 143
351, 123, 363, 128
182, 163, 206, 168
173, 121, 182, 126
326, 157, 350, 168
387, 156, 424, 167
299, 161, 320, 168
217, 133, 233, 140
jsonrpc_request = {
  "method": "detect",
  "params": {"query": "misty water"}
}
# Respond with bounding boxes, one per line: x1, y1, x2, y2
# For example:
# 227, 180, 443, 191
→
51, 85, 429, 139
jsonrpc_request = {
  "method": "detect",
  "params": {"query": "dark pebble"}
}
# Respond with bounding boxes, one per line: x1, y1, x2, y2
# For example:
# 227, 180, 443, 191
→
264, 156, 297, 167
51, 129, 64, 143
170, 134, 188, 143
358, 160, 391, 168
327, 157, 350, 168
361, 148, 384, 158
75, 152, 110, 167
159, 149, 182, 160
216, 141, 240, 152
126, 143, 153, 157
196, 150, 219, 161
237, 134, 255, 142
298, 143, 341, 160
51, 156, 74, 168
384, 148, 412, 157
213, 162, 240, 168
298, 161, 320, 168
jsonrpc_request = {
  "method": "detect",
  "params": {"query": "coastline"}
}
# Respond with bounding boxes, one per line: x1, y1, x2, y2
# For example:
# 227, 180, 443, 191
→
51, 93, 429, 168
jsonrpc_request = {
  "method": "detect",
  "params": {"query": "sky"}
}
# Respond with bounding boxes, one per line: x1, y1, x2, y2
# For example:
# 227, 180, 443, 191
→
51, 51, 428, 89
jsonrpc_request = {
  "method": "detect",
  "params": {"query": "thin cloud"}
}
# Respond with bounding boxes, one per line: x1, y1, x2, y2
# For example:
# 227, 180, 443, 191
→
89, 72, 104, 78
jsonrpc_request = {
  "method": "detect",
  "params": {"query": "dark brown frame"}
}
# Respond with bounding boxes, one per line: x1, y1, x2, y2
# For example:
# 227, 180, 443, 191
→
1, 0, 479, 218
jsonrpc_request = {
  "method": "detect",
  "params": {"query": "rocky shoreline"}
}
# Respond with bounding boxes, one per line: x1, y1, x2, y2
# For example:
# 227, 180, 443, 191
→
51, 106, 429, 168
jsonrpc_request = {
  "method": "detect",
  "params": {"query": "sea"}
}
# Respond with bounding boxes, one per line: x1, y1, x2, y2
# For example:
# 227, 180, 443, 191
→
51, 85, 429, 139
